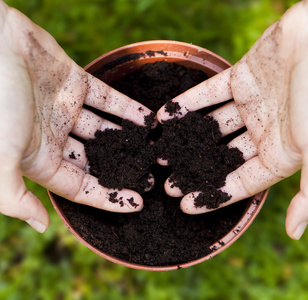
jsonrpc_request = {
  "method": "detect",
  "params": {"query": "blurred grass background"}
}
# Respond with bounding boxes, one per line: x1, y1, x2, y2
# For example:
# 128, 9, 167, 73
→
0, 0, 305, 299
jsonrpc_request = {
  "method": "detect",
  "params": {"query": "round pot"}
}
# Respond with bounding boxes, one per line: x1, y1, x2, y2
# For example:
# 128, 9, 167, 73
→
49, 41, 268, 271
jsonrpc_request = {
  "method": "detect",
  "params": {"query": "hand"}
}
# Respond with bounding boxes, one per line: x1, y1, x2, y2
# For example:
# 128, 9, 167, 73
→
0, 1, 154, 233
157, 0, 308, 240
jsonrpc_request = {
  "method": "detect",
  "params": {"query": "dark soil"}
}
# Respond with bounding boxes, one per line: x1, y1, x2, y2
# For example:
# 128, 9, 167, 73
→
155, 112, 244, 209
57, 60, 251, 267
57, 166, 249, 266
110, 61, 208, 112
84, 119, 156, 194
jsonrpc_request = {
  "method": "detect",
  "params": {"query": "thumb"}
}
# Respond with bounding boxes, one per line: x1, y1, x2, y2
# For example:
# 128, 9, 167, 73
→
286, 155, 308, 240
0, 167, 49, 233
285, 55, 308, 239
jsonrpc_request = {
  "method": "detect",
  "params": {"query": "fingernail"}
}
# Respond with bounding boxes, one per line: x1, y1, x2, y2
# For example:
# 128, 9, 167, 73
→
26, 218, 47, 233
293, 222, 307, 240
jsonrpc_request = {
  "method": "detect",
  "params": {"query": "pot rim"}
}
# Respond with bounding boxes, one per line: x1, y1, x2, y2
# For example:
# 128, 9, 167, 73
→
85, 40, 231, 74
49, 40, 268, 271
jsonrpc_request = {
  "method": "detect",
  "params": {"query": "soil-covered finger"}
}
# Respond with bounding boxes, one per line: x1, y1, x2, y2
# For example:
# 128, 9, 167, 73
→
220, 157, 280, 203
44, 161, 143, 212
180, 190, 234, 214
208, 101, 245, 136
74, 174, 143, 212
182, 156, 282, 214
157, 68, 232, 122
157, 157, 169, 166
63, 136, 88, 169
164, 176, 184, 197
144, 173, 155, 192
85, 75, 157, 128
227, 131, 258, 161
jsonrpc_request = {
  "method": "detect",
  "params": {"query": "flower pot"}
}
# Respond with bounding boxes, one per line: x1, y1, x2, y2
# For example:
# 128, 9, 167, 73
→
49, 41, 268, 271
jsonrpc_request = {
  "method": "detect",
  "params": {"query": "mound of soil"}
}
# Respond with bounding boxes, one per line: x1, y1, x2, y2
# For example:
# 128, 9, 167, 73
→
84, 119, 156, 194
155, 111, 244, 209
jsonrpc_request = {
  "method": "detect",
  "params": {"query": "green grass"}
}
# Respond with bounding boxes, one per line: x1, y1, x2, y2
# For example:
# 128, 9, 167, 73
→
0, 0, 304, 299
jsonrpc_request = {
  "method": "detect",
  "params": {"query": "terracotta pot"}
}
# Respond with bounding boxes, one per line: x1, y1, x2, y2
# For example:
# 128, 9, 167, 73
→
49, 41, 268, 271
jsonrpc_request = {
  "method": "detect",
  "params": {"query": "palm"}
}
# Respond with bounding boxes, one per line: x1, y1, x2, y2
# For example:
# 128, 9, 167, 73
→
231, 7, 308, 180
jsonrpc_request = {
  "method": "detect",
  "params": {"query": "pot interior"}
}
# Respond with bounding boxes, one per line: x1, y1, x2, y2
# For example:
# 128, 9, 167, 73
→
50, 41, 267, 271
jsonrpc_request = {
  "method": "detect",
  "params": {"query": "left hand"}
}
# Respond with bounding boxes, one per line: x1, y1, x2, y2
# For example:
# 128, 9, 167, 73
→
0, 1, 154, 233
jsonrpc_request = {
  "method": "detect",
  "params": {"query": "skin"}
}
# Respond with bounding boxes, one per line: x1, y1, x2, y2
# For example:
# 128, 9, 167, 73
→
0, 1, 156, 233
157, 0, 308, 240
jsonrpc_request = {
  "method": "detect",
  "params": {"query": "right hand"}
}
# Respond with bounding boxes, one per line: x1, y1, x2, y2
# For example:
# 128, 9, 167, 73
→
157, 0, 308, 240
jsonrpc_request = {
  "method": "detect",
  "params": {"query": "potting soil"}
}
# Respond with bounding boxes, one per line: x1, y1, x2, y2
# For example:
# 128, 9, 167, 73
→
58, 61, 250, 267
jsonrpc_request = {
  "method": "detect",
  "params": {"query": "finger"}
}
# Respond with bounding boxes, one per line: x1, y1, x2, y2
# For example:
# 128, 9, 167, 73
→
144, 174, 155, 192
0, 167, 49, 233
285, 191, 308, 240
286, 155, 308, 240
157, 158, 169, 166
208, 102, 245, 136
157, 68, 232, 122
227, 131, 258, 161
181, 156, 280, 214
285, 55, 308, 239
43, 160, 143, 212
85, 74, 157, 128
71, 108, 121, 140
63, 136, 88, 170
164, 177, 184, 197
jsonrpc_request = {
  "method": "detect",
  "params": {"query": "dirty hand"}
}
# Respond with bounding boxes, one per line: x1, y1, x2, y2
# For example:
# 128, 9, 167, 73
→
157, 0, 308, 240
0, 1, 154, 233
